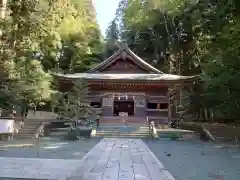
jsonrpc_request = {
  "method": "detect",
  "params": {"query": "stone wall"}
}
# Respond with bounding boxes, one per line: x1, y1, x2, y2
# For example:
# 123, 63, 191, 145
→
181, 122, 240, 142
27, 111, 58, 121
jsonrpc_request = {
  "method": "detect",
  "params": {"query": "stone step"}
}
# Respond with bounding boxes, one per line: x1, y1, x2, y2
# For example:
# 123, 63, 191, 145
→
100, 119, 146, 121
19, 127, 37, 130
97, 130, 149, 132
96, 132, 149, 135
95, 134, 149, 137
22, 124, 40, 127
18, 132, 34, 135
17, 136, 34, 139
96, 133, 149, 136
99, 118, 147, 124
95, 123, 150, 138
23, 124, 43, 127
17, 133, 34, 136
100, 126, 148, 129
99, 122, 147, 125
18, 133, 35, 136
96, 130, 149, 134
18, 130, 36, 133
95, 132, 149, 135
96, 128, 149, 131
94, 134, 149, 138
98, 124, 148, 127
95, 127, 150, 137
24, 120, 46, 123
18, 135, 34, 137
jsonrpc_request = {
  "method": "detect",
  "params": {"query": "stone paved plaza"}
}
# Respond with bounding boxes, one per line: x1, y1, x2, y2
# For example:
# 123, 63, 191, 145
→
0, 138, 174, 180
0, 138, 100, 159
0, 138, 240, 180
145, 139, 240, 180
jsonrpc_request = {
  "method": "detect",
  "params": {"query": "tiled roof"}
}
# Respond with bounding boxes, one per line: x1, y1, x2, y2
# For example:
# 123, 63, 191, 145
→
53, 73, 198, 81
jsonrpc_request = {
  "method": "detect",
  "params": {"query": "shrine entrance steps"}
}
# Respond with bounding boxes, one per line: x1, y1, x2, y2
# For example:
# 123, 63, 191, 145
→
95, 117, 150, 138
95, 124, 150, 138
17, 111, 58, 139
99, 116, 147, 125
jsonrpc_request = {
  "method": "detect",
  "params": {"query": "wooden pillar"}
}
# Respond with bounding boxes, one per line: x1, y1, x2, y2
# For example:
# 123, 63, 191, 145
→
168, 85, 174, 127
178, 84, 185, 125
179, 86, 183, 107
169, 84, 182, 126
102, 94, 113, 116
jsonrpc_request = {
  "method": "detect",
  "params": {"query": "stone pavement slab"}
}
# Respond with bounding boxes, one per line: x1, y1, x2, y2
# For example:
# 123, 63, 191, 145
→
0, 157, 83, 180
0, 138, 175, 180
68, 138, 175, 180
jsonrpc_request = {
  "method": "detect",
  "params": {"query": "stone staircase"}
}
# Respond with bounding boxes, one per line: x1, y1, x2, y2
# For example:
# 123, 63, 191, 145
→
17, 111, 58, 139
94, 117, 150, 138
95, 124, 150, 138
99, 116, 147, 125
17, 119, 43, 139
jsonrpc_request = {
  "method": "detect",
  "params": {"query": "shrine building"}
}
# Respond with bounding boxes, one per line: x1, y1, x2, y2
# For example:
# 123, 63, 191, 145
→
54, 47, 197, 125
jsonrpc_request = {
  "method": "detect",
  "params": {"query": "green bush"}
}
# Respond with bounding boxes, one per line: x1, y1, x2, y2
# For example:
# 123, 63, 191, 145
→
76, 126, 92, 138
64, 128, 80, 140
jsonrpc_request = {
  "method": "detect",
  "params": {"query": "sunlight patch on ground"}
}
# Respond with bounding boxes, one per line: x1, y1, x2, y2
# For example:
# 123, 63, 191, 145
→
0, 144, 34, 148
43, 142, 69, 149
72, 152, 84, 156
213, 145, 224, 149
44, 145, 60, 149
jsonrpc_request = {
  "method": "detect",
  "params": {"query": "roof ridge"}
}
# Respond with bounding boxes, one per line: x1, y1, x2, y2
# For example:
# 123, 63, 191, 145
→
86, 49, 121, 73
53, 72, 199, 81
125, 48, 163, 74
87, 47, 163, 73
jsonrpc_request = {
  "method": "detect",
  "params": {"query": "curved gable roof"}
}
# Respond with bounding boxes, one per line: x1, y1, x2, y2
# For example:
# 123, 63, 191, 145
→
87, 47, 163, 74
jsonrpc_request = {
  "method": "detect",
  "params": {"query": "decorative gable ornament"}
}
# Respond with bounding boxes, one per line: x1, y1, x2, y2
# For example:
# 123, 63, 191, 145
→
121, 50, 127, 60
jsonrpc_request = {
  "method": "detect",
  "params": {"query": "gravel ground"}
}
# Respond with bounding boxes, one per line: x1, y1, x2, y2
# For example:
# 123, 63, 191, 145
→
144, 139, 240, 180
1, 138, 239, 180
0, 137, 100, 159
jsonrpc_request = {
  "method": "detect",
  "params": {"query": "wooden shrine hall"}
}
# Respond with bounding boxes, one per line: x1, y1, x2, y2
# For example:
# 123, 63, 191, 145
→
54, 47, 197, 126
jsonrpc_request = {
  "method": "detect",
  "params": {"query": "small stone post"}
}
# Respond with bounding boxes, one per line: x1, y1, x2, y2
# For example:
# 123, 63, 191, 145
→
150, 121, 158, 139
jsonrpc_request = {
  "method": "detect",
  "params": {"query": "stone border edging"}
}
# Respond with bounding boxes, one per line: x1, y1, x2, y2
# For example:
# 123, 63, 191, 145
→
141, 140, 176, 180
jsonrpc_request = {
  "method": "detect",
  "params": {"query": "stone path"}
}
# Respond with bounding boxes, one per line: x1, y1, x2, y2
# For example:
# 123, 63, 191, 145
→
68, 138, 175, 180
0, 138, 175, 180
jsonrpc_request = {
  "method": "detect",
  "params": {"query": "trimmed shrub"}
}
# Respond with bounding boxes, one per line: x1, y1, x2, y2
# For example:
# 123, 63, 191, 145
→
64, 128, 80, 140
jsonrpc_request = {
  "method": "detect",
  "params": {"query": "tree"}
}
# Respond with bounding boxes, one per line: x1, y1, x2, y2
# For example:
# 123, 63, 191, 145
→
114, 0, 240, 121
0, 0, 102, 114
0, 0, 53, 113
55, 0, 103, 73
103, 19, 120, 58
53, 79, 93, 127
